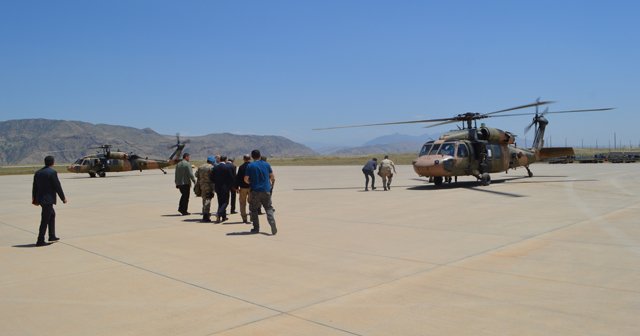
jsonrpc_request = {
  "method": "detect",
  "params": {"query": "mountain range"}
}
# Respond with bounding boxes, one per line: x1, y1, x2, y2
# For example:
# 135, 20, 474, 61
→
316, 132, 437, 156
0, 119, 439, 165
0, 119, 316, 165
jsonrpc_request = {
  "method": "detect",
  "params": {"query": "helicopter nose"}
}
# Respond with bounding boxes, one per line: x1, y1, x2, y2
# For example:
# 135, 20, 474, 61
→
412, 157, 434, 176
413, 156, 450, 176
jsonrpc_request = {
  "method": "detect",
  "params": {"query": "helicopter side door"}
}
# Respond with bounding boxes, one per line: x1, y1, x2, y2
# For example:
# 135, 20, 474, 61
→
453, 142, 472, 175
486, 144, 510, 173
105, 159, 128, 172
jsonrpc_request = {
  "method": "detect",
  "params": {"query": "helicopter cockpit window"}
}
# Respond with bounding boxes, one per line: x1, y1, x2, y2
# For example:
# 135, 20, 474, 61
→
430, 144, 441, 155
420, 143, 433, 156
438, 143, 455, 156
82, 159, 90, 166
457, 144, 469, 157
74, 159, 83, 164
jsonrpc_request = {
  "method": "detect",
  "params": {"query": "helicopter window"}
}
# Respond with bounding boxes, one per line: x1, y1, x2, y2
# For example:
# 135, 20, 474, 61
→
420, 144, 433, 156
430, 144, 441, 155
109, 159, 120, 165
74, 159, 83, 164
438, 143, 455, 156
457, 144, 469, 157
82, 159, 90, 166
489, 145, 502, 159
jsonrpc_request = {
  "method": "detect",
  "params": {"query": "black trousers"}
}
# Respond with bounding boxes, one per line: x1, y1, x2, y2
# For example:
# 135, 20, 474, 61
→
178, 184, 191, 213
362, 169, 375, 188
230, 189, 237, 212
38, 204, 56, 242
216, 187, 230, 218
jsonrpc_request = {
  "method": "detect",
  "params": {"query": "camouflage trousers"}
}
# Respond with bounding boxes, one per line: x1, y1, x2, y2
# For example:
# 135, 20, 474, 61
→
378, 168, 393, 189
200, 185, 214, 215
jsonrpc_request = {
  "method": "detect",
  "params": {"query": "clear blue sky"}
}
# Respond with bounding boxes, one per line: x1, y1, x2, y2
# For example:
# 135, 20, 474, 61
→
1, 1, 638, 149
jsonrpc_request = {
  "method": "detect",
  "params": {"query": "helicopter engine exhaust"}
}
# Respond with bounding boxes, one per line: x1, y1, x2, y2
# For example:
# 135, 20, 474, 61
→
478, 126, 515, 144
107, 152, 129, 160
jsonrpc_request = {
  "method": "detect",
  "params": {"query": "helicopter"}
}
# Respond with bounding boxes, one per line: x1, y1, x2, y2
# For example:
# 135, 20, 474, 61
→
66, 136, 189, 177
315, 100, 613, 186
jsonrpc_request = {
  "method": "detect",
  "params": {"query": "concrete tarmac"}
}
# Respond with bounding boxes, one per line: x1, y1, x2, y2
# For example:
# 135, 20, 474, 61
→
1, 163, 639, 335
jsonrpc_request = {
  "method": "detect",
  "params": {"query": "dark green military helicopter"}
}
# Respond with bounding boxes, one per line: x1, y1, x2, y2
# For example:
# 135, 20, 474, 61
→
66, 136, 189, 177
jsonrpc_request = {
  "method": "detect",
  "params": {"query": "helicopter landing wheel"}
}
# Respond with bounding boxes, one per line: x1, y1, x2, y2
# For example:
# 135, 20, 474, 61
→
480, 173, 491, 186
433, 176, 443, 186
89, 172, 96, 178
98, 171, 106, 178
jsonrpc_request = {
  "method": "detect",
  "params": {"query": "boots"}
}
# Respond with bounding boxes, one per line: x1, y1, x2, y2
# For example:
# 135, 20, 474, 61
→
202, 213, 212, 222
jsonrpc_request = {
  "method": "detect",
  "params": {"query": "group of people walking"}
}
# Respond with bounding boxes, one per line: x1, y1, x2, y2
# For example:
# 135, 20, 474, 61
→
174, 149, 277, 235
362, 155, 397, 191
30, 152, 399, 246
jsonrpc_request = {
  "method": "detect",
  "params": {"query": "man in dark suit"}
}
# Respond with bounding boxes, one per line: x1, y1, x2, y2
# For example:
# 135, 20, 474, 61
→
211, 155, 236, 223
32, 156, 67, 246
228, 158, 238, 214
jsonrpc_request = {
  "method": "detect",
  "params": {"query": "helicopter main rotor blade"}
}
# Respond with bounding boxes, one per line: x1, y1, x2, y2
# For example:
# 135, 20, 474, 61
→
542, 107, 614, 114
312, 117, 455, 130
488, 107, 614, 118
423, 119, 460, 129
482, 100, 555, 117
313, 102, 610, 131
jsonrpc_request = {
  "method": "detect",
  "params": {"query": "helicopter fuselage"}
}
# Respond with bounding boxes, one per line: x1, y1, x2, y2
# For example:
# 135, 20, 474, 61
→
67, 144, 184, 177
412, 140, 536, 178
411, 126, 543, 185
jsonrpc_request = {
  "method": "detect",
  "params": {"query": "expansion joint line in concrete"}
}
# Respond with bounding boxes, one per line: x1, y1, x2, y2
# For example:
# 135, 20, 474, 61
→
61, 242, 365, 336
0, 220, 363, 335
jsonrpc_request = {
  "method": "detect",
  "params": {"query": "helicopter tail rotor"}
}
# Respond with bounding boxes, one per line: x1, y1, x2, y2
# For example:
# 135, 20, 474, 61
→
525, 107, 547, 134
168, 133, 191, 149
168, 133, 190, 160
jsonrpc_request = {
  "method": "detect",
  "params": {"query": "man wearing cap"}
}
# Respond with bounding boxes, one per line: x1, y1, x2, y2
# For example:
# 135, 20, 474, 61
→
196, 156, 215, 222
175, 152, 196, 215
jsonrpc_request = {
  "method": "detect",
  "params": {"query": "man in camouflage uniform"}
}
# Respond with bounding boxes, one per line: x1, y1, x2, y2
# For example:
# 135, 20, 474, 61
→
378, 155, 397, 191
196, 156, 215, 222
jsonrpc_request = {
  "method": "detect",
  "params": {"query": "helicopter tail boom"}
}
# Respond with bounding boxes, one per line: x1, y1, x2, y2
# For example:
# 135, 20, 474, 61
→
537, 147, 574, 160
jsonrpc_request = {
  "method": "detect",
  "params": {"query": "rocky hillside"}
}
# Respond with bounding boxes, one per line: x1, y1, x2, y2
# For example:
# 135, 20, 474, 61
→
0, 119, 316, 165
